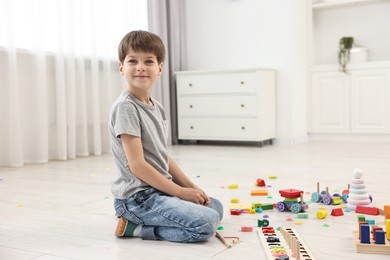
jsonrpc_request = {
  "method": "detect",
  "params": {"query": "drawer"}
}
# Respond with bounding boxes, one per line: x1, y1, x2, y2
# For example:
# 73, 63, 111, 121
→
177, 72, 257, 95
178, 118, 260, 141
178, 95, 258, 117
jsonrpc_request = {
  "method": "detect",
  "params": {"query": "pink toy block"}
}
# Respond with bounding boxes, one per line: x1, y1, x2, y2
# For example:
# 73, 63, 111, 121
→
241, 226, 253, 232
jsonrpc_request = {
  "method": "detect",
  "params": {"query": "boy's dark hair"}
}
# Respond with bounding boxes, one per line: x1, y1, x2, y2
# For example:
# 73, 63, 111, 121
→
118, 30, 165, 64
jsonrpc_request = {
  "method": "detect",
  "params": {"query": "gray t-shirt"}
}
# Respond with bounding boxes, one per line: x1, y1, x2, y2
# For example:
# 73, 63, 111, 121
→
109, 90, 171, 199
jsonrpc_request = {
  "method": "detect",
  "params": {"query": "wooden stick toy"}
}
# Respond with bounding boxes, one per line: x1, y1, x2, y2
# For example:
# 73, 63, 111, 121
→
215, 232, 239, 248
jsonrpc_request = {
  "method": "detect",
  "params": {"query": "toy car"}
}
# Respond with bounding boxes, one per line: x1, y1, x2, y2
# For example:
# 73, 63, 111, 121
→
311, 182, 347, 205
276, 189, 308, 214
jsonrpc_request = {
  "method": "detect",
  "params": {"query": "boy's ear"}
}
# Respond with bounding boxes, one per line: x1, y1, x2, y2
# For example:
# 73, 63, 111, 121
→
118, 61, 124, 75
158, 62, 164, 74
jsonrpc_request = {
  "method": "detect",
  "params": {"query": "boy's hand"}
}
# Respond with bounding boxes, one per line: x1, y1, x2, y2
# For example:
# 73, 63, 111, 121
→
178, 187, 211, 206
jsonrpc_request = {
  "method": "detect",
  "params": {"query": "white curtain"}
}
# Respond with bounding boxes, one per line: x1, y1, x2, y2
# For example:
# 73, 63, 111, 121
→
148, 0, 187, 145
0, 0, 148, 167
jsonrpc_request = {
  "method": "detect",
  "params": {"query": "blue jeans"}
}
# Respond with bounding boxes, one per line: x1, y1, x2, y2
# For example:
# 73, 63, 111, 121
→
114, 188, 224, 242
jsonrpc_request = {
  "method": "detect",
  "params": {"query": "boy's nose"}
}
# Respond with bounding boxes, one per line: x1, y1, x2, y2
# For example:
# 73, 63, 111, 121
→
137, 64, 146, 71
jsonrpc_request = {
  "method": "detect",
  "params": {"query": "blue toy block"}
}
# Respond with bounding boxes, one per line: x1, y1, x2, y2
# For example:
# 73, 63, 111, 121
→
375, 230, 385, 245
360, 224, 370, 244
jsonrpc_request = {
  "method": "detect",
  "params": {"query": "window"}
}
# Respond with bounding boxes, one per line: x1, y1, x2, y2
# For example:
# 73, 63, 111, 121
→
0, 0, 148, 58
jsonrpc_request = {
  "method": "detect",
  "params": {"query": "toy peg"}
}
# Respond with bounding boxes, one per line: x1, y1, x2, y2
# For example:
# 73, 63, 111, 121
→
215, 232, 231, 248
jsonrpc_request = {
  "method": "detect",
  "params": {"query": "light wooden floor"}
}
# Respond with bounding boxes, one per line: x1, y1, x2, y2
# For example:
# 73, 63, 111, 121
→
0, 141, 389, 260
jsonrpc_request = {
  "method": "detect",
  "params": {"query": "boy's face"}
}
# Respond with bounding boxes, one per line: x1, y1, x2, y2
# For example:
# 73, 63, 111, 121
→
119, 48, 163, 92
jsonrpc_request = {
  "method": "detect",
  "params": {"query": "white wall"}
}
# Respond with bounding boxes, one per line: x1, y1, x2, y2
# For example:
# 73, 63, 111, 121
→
312, 1, 390, 65
183, 0, 309, 143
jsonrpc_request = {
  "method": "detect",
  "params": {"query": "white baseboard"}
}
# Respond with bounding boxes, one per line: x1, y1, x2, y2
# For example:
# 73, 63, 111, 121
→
274, 135, 310, 145
308, 133, 390, 143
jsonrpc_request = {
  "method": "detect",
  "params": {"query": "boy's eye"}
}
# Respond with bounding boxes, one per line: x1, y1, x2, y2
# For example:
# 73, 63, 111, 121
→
145, 60, 155, 64
128, 59, 137, 64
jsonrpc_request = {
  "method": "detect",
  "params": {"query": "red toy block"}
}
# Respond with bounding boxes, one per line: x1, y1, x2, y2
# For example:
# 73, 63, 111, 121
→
331, 208, 344, 216
372, 226, 383, 241
256, 178, 266, 187
262, 227, 275, 233
230, 209, 242, 215
279, 189, 303, 199
355, 206, 380, 215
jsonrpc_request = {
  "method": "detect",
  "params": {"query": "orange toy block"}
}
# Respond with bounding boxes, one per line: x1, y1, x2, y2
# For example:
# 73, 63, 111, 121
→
384, 205, 390, 220
251, 190, 268, 196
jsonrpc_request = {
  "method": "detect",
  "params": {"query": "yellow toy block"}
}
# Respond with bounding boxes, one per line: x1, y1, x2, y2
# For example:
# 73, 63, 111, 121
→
228, 184, 238, 189
231, 198, 239, 203
316, 209, 328, 219
230, 203, 252, 210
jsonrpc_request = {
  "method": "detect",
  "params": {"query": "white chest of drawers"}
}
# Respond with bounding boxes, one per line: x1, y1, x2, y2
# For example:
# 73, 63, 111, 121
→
175, 68, 276, 144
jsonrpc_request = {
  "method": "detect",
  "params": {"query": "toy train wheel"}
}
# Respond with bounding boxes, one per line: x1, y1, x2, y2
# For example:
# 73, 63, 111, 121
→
276, 202, 286, 212
323, 195, 332, 205
291, 203, 301, 213
311, 192, 321, 203
342, 194, 348, 203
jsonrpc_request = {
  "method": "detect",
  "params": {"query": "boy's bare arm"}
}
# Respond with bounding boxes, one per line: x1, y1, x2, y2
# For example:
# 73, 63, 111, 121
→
168, 156, 210, 206
121, 134, 209, 205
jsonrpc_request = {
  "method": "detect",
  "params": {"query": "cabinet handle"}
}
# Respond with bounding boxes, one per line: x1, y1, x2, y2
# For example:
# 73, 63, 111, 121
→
190, 126, 194, 130
241, 126, 245, 130
189, 83, 193, 87
189, 104, 193, 108
240, 104, 245, 108
240, 81, 245, 85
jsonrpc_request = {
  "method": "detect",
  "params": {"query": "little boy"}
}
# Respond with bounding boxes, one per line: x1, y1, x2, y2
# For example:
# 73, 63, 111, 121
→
109, 30, 223, 242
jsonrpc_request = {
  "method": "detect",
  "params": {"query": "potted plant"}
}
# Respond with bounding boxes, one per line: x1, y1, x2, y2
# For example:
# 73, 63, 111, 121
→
338, 37, 354, 73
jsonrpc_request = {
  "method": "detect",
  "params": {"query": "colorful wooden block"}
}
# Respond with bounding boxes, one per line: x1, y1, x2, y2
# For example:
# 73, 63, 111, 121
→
384, 205, 390, 220
356, 206, 380, 215
252, 202, 262, 208
375, 230, 386, 244
230, 203, 251, 210
256, 178, 266, 187
331, 208, 344, 216
230, 209, 241, 215
360, 224, 370, 244
231, 198, 239, 203
372, 226, 383, 241
241, 226, 253, 232
261, 203, 274, 210
297, 213, 308, 219
251, 190, 268, 196
316, 209, 328, 219
228, 184, 238, 189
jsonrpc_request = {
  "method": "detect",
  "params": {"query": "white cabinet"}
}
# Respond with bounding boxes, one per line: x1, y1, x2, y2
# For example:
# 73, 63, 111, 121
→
310, 64, 390, 134
176, 69, 276, 144
311, 71, 350, 133
351, 69, 390, 133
